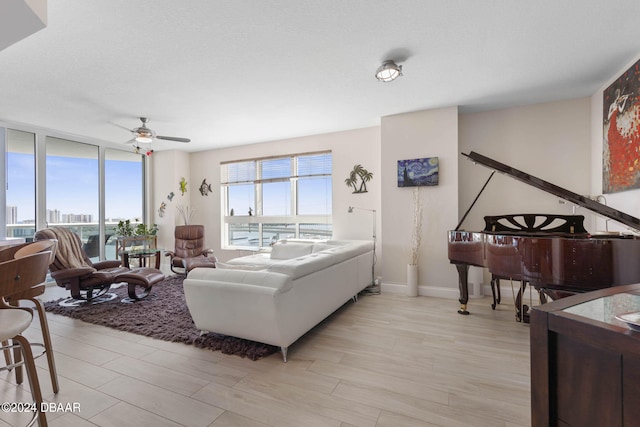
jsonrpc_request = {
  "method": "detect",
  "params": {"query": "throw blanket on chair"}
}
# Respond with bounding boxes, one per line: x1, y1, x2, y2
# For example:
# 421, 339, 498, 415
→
36, 227, 95, 271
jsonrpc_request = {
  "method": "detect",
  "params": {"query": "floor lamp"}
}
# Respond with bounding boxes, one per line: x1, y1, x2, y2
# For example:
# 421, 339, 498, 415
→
348, 206, 379, 294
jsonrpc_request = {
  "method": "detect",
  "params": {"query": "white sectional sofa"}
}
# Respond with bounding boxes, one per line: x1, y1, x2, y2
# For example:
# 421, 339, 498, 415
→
183, 240, 374, 361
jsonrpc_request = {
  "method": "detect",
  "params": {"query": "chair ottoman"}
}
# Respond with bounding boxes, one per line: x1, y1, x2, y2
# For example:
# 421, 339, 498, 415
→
115, 268, 165, 302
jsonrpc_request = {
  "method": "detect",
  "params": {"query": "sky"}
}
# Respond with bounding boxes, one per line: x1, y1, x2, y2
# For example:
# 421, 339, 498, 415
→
7, 152, 143, 222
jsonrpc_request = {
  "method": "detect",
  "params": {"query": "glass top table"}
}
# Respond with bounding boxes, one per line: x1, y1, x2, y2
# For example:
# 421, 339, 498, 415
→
119, 248, 162, 269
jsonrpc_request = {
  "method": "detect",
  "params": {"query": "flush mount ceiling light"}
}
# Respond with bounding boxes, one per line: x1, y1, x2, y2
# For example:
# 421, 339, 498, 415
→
375, 60, 403, 82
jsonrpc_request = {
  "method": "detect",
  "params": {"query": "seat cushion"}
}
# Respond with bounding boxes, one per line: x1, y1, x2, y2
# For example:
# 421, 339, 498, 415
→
270, 242, 313, 260
116, 268, 165, 288
0, 309, 33, 341
183, 255, 216, 272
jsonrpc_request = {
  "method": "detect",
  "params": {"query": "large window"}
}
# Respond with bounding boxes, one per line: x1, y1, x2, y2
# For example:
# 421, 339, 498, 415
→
6, 130, 36, 240
1, 125, 147, 260
221, 151, 332, 249
46, 137, 100, 256
105, 148, 144, 260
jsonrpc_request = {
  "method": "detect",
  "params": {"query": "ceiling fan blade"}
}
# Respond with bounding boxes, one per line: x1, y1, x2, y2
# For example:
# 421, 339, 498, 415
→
111, 122, 134, 132
156, 135, 190, 143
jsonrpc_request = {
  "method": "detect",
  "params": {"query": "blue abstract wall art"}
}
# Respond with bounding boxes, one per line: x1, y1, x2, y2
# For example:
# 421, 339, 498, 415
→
397, 157, 439, 187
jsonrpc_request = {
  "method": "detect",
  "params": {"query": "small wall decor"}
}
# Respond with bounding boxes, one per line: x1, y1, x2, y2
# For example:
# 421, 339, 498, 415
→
199, 178, 212, 196
603, 58, 640, 193
344, 164, 373, 193
167, 191, 175, 201
179, 177, 187, 195
398, 157, 439, 187
158, 201, 167, 217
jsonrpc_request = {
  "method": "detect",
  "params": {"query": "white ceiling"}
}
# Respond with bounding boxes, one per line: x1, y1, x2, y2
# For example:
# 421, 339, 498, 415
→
2, 0, 640, 152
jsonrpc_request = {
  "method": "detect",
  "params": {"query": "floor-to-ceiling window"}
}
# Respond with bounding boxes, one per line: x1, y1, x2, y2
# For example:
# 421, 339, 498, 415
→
46, 136, 100, 257
1, 124, 147, 259
5, 129, 36, 240
105, 148, 144, 260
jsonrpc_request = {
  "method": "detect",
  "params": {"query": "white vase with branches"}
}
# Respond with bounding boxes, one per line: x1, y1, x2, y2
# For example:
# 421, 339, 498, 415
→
177, 205, 196, 226
407, 187, 423, 297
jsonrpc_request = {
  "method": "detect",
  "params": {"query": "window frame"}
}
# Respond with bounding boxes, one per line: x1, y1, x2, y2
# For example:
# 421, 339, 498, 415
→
1, 124, 147, 261
221, 151, 332, 250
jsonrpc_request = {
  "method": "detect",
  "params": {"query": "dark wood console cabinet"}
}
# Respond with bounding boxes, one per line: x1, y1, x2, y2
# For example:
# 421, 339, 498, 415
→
531, 284, 640, 427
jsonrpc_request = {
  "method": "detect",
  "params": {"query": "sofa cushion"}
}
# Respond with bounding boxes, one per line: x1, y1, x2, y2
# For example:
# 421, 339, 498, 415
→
187, 268, 293, 293
267, 251, 337, 279
312, 243, 336, 253
215, 262, 266, 271
225, 253, 275, 268
270, 242, 313, 260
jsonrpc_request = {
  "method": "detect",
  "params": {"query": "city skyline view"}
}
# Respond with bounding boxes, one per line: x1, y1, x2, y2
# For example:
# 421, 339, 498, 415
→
6, 149, 143, 225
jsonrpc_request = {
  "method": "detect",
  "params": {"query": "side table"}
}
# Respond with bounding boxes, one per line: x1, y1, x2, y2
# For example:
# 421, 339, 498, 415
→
120, 249, 162, 270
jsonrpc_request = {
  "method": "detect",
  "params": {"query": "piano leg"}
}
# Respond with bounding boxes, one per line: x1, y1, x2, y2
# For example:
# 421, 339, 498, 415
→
454, 264, 470, 315
490, 275, 502, 310
514, 281, 530, 323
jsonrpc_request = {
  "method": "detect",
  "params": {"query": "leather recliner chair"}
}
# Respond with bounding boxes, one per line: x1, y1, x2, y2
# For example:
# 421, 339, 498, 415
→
165, 225, 217, 275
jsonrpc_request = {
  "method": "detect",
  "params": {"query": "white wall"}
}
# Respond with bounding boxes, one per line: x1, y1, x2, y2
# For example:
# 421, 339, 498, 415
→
151, 150, 191, 255
380, 107, 460, 296
185, 127, 382, 267
459, 98, 592, 231
590, 54, 640, 232
149, 97, 596, 298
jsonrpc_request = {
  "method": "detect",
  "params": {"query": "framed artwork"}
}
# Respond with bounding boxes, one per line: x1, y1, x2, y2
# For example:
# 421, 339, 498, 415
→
603, 58, 640, 193
397, 157, 439, 187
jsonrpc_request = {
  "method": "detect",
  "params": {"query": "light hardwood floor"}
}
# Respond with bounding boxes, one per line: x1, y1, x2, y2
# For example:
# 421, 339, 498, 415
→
1, 286, 531, 427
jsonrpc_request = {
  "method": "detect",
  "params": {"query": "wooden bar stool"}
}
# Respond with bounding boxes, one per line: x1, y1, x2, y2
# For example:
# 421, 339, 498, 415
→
1, 240, 60, 393
0, 252, 52, 427
0, 309, 47, 426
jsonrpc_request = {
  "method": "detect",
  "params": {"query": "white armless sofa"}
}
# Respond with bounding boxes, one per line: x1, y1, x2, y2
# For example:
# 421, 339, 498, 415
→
183, 240, 374, 361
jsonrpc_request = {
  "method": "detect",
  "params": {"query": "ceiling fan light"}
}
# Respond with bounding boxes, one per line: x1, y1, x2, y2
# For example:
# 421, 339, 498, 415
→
134, 127, 154, 143
375, 60, 403, 82
135, 135, 153, 143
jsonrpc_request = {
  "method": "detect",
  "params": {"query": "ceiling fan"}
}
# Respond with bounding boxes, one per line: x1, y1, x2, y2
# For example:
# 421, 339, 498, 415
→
117, 117, 191, 145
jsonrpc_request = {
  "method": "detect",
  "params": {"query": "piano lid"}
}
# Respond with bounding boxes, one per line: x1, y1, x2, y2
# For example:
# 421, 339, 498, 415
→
462, 151, 640, 233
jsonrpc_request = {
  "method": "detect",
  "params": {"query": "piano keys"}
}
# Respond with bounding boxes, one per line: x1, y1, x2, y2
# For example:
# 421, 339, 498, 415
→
448, 151, 640, 318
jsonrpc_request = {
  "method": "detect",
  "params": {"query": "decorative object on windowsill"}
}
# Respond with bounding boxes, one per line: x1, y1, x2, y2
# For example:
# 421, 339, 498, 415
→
230, 208, 234, 216
348, 206, 379, 294
177, 205, 195, 226
398, 157, 439, 187
407, 187, 423, 297
248, 207, 253, 216
179, 177, 188, 195
199, 178, 212, 196
158, 201, 167, 217
167, 191, 175, 201
345, 164, 373, 193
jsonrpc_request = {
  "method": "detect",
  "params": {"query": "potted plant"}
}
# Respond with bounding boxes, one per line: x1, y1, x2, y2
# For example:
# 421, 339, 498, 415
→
116, 219, 158, 253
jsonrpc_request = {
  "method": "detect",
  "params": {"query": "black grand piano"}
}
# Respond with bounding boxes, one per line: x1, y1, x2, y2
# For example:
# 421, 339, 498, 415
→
448, 151, 640, 320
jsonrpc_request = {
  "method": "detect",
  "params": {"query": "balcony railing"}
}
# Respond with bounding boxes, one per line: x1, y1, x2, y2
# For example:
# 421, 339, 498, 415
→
6, 221, 134, 261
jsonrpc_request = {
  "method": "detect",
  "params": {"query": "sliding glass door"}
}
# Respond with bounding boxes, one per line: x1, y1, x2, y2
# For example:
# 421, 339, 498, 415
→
5, 129, 36, 240
46, 136, 100, 258
105, 148, 144, 260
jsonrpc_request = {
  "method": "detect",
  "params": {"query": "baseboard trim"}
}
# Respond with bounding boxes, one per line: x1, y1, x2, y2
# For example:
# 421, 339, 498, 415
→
379, 282, 541, 304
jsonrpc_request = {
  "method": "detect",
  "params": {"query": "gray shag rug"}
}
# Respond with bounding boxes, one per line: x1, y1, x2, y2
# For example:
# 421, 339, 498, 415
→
43, 275, 278, 360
